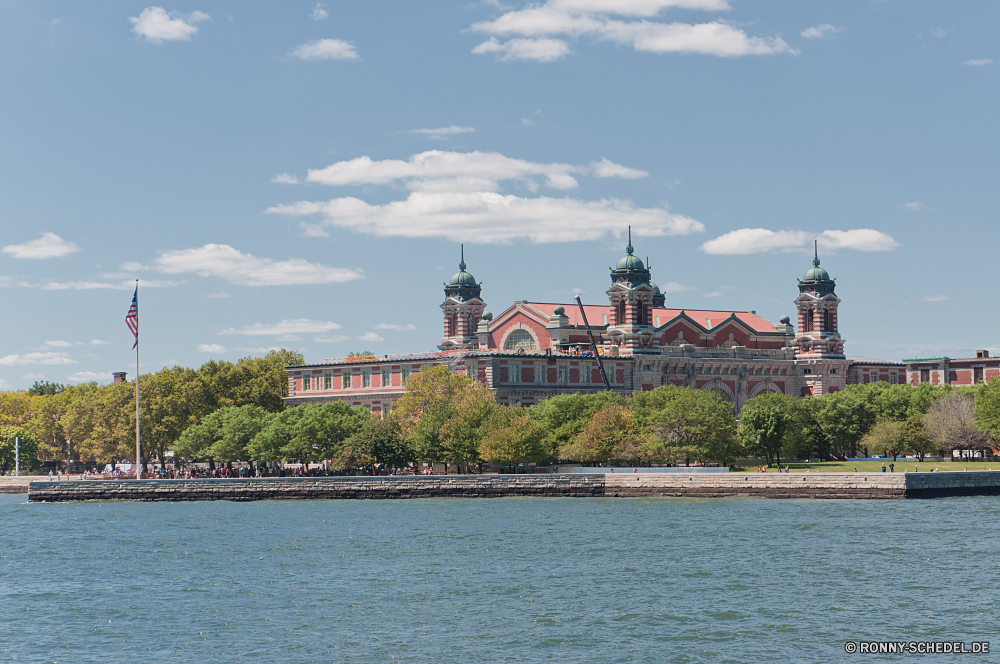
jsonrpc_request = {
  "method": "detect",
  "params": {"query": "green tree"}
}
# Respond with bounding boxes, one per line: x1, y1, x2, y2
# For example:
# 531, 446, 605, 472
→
861, 420, 905, 461
392, 366, 470, 468
560, 403, 647, 464
738, 394, 791, 468
634, 386, 738, 466
925, 391, 991, 460
27, 381, 65, 396
530, 391, 625, 458
282, 402, 370, 462
0, 426, 40, 473
345, 417, 413, 474
817, 388, 876, 457
479, 407, 547, 471
975, 377, 1000, 444
248, 407, 309, 461
208, 405, 274, 470
439, 383, 499, 472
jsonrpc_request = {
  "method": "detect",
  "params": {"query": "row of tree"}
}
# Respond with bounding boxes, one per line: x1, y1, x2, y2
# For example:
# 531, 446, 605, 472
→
3, 353, 1000, 473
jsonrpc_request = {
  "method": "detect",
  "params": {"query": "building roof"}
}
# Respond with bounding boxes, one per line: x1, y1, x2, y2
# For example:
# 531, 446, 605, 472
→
521, 302, 783, 335
901, 357, 950, 363
846, 356, 906, 366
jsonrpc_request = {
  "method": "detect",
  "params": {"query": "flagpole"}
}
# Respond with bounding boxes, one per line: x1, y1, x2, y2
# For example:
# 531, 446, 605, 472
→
135, 279, 140, 480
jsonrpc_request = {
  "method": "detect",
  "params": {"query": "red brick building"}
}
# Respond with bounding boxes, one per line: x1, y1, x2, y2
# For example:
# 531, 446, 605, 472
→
286, 233, 903, 412
903, 350, 1000, 387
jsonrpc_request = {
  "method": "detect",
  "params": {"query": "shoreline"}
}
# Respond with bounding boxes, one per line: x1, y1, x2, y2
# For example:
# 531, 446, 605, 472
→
24, 471, 1000, 502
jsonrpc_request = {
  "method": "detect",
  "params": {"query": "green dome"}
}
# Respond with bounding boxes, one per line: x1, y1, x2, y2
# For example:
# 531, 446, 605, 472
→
448, 244, 478, 287
450, 269, 477, 286
616, 254, 645, 271
803, 252, 831, 282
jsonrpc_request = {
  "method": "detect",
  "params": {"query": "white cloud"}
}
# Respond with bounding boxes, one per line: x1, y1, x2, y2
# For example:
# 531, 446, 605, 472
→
659, 282, 694, 293
44, 340, 73, 348
66, 371, 112, 383
470, 1, 795, 61
291, 38, 359, 61
313, 334, 349, 343
374, 323, 417, 331
268, 150, 700, 243
121, 262, 147, 271
3, 232, 80, 259
310, 2, 328, 20
591, 158, 648, 179
800, 24, 843, 39
22, 373, 45, 380
412, 126, 476, 138
0, 352, 77, 367
920, 295, 948, 302
818, 229, 899, 252
963, 58, 993, 67
206, 291, 230, 298
39, 279, 180, 290
270, 192, 703, 244
129, 7, 209, 43
272, 173, 300, 184
472, 37, 572, 62
358, 332, 384, 342
301, 150, 581, 192
902, 201, 925, 211
151, 244, 362, 286
91, 339, 111, 345
219, 319, 342, 336
703, 291, 723, 297
0, 377, 8, 388
700, 228, 898, 255
700, 228, 811, 255
198, 343, 227, 353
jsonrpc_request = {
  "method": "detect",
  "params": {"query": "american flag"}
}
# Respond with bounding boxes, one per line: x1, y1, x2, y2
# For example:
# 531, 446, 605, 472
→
126, 287, 138, 349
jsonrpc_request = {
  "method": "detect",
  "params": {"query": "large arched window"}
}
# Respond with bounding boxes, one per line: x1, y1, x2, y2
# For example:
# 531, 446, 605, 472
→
823, 309, 832, 333
616, 300, 627, 326
447, 313, 457, 337
504, 329, 536, 352
804, 308, 814, 333
636, 300, 645, 326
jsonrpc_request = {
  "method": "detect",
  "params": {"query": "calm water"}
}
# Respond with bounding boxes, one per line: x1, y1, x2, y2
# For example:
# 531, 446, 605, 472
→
1, 494, 997, 664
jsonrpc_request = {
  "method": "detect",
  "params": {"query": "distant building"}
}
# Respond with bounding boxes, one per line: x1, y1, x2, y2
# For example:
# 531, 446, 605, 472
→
902, 350, 1000, 387
285, 233, 903, 414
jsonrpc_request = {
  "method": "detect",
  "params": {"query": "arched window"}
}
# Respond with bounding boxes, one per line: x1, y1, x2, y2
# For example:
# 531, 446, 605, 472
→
504, 329, 536, 352
616, 300, 627, 326
720, 339, 739, 348
468, 314, 477, 333
804, 308, 813, 333
447, 313, 457, 337
671, 337, 689, 346
636, 300, 645, 326
823, 309, 832, 333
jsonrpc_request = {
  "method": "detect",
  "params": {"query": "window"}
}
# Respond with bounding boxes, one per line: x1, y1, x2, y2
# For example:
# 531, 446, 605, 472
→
804, 308, 814, 333
302, 375, 311, 390
824, 309, 832, 332
920, 369, 930, 383
720, 340, 739, 348
636, 300, 645, 326
509, 397, 521, 407
975, 367, 985, 384
890, 371, 897, 385
362, 371, 371, 388
671, 337, 688, 346
558, 366, 568, 384
469, 314, 477, 333
384, 402, 392, 416
382, 369, 390, 387
504, 329, 536, 351
616, 299, 627, 326
582, 365, 591, 383
535, 365, 544, 383
324, 375, 331, 390
401, 368, 410, 383
510, 364, 520, 383
342, 374, 350, 389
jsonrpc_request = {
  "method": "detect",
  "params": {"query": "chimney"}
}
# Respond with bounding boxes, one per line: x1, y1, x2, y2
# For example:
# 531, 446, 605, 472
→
977, 350, 990, 359
113, 371, 128, 384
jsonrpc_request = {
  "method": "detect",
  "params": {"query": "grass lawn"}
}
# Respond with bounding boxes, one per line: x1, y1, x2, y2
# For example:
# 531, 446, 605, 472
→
730, 460, 1000, 473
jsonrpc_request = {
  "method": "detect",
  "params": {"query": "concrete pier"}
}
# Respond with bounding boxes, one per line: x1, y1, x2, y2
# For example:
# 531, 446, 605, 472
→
25, 471, 1000, 502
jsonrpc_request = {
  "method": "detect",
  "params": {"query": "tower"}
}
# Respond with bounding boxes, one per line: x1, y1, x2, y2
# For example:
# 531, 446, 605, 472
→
605, 227, 657, 354
439, 245, 486, 350
794, 242, 847, 396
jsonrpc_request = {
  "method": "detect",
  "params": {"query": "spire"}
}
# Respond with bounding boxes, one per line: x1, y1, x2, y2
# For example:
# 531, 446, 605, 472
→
459, 244, 466, 272
626, 226, 634, 256
813, 240, 820, 267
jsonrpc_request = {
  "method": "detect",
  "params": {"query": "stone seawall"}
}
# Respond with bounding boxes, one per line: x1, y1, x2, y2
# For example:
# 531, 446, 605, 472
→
26, 472, 1000, 502
0, 477, 33, 494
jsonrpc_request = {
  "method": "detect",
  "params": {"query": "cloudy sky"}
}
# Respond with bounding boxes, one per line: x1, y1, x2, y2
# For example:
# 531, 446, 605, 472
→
1, 1, 997, 388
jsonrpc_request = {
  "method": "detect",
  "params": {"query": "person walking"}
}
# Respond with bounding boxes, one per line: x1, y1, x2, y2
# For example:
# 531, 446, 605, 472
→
881, 462, 886, 473
889, 463, 894, 473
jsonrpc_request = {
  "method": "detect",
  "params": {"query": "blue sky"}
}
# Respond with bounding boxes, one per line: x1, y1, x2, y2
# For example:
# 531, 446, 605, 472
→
1, 0, 997, 389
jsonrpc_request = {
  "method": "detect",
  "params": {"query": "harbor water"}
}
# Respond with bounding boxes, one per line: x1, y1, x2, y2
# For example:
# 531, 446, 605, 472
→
1, 494, 996, 663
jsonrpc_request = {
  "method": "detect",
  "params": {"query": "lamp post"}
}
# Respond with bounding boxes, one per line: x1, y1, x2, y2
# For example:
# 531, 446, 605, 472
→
14, 437, 19, 477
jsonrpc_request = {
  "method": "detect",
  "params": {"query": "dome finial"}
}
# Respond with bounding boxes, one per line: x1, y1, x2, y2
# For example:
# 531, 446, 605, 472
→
812, 239, 820, 267
459, 243, 466, 272
626, 225, 634, 256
